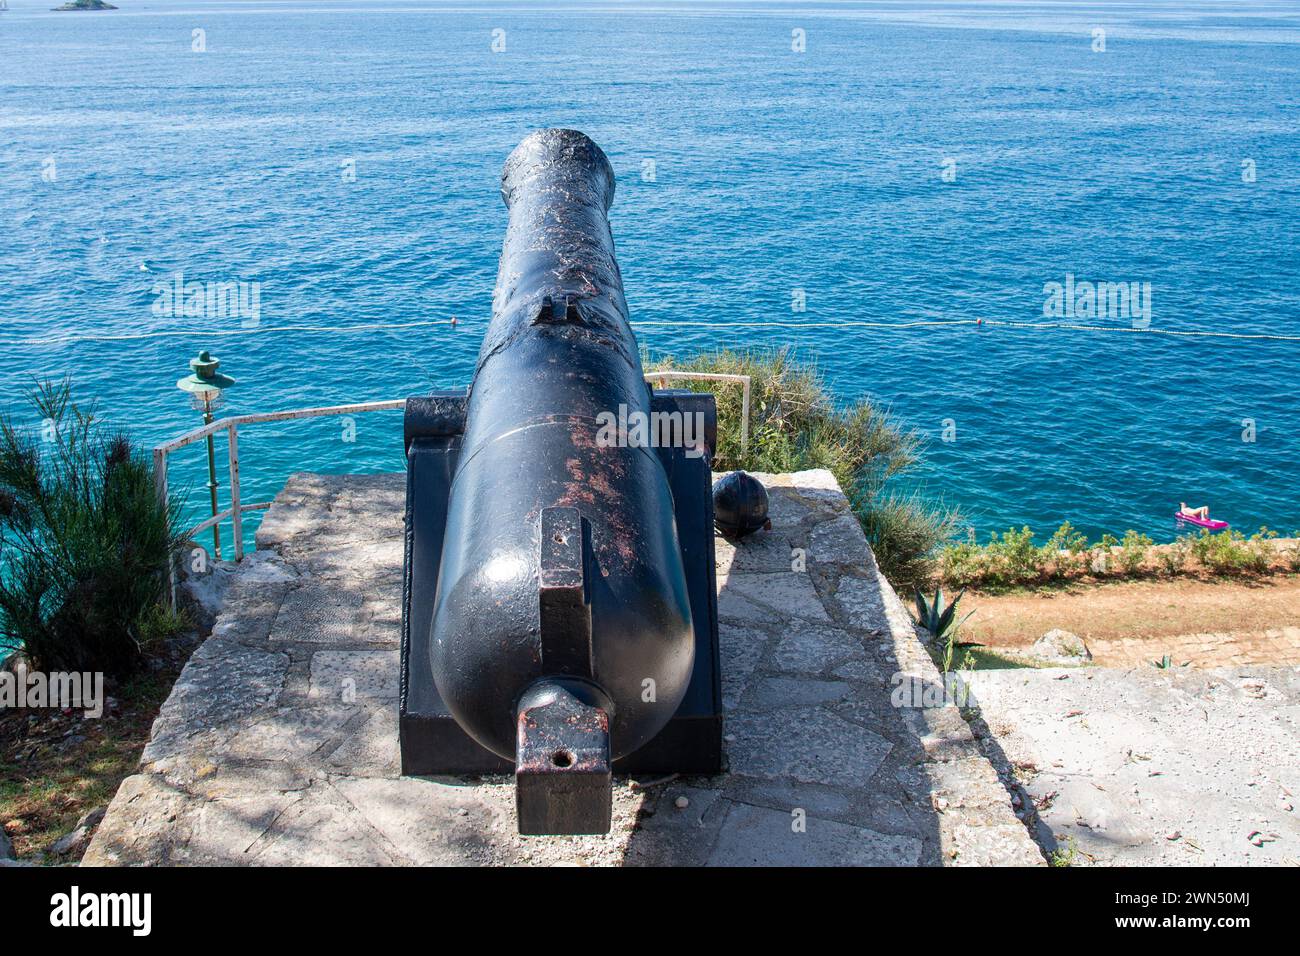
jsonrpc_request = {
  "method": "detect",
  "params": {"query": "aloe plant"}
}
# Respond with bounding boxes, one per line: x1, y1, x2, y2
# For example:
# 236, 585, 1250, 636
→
914, 586, 973, 640
913, 587, 977, 671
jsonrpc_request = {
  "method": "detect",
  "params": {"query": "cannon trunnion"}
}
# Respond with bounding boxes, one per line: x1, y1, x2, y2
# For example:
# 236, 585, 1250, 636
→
398, 130, 723, 835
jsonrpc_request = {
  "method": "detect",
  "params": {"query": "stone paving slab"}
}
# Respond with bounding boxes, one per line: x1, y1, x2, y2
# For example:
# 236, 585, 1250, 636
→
85, 470, 1041, 867
965, 665, 1300, 865
1088, 627, 1300, 669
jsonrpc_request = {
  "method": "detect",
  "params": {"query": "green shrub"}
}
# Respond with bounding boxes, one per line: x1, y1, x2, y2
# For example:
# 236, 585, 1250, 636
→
1244, 528, 1278, 575
937, 526, 1055, 589
1119, 530, 1153, 574
135, 602, 190, 648
1044, 521, 1089, 577
1157, 538, 1191, 575
1088, 534, 1119, 575
853, 489, 957, 589
936, 532, 990, 589
0, 380, 183, 678
646, 348, 957, 586
1183, 527, 1276, 575
1200, 529, 1253, 573
1189, 529, 1213, 566
994, 526, 1044, 582
936, 519, 1285, 590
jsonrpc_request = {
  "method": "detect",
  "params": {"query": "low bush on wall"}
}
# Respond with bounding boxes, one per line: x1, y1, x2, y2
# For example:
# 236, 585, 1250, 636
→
936, 521, 1293, 591
645, 348, 957, 587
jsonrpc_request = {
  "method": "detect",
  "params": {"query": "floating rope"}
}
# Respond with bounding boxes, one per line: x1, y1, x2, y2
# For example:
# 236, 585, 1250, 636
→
979, 319, 1300, 341
5, 316, 1298, 346
633, 317, 1300, 341
3, 319, 449, 347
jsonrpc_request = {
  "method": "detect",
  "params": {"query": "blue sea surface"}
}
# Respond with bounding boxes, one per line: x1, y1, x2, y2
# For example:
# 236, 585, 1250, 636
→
1, 0, 1297, 550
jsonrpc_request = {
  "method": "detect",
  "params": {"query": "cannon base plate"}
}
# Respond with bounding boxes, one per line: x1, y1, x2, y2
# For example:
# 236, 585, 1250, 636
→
399, 390, 724, 780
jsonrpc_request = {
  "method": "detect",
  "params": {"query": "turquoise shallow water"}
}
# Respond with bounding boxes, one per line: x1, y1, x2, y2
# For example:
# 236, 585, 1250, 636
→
1, 0, 1298, 549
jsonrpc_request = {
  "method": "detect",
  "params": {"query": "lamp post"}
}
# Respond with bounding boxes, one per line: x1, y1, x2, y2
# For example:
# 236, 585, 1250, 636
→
177, 350, 235, 560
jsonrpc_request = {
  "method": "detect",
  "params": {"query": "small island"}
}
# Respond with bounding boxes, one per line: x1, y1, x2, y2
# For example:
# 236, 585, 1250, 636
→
53, 0, 118, 9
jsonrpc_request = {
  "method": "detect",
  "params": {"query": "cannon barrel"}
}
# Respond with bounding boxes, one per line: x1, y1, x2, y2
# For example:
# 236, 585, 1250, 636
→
427, 129, 696, 833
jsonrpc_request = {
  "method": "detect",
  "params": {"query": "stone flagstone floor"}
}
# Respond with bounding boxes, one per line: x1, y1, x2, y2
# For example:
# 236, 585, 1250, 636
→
966, 664, 1300, 865
85, 470, 1042, 867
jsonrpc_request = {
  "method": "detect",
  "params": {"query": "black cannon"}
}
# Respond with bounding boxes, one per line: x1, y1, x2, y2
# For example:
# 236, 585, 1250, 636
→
399, 129, 723, 835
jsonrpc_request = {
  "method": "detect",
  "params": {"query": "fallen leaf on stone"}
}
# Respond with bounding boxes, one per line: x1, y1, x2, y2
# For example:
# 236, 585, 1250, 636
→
1248, 831, 1277, 847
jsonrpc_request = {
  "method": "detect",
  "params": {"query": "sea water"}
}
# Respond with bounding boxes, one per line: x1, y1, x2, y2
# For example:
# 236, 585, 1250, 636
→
1, 0, 1297, 548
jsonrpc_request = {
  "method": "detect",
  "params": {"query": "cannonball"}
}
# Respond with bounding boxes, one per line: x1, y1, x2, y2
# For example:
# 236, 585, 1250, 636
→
712, 470, 770, 539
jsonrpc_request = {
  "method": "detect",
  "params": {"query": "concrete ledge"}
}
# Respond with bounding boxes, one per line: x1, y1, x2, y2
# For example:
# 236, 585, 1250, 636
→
966, 665, 1300, 865
85, 470, 1041, 866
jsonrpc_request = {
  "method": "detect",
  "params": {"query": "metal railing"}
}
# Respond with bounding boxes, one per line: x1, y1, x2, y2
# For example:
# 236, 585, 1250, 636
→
153, 399, 405, 564
644, 371, 750, 457
154, 372, 750, 581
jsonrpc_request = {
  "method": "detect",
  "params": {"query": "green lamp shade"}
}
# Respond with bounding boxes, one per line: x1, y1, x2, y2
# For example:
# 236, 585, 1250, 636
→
177, 349, 236, 395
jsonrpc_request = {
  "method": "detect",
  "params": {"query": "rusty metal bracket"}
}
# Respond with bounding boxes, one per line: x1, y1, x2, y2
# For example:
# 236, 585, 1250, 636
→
515, 681, 613, 835
539, 506, 593, 679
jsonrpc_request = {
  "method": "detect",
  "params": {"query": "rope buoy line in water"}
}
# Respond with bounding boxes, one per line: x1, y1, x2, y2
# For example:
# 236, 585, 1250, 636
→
634, 318, 1300, 341
980, 319, 1300, 341
5, 316, 1299, 347
3, 319, 454, 347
